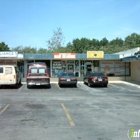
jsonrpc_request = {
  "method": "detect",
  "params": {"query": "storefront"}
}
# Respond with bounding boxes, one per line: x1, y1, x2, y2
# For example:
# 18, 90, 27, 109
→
22, 52, 131, 80
0, 51, 24, 77
122, 55, 140, 82
0, 51, 131, 81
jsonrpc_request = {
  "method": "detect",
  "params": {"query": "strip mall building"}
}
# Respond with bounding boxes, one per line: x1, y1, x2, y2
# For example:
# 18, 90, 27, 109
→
0, 47, 140, 82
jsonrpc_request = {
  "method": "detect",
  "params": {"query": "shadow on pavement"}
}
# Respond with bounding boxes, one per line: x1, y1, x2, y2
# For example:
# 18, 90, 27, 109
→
0, 84, 23, 89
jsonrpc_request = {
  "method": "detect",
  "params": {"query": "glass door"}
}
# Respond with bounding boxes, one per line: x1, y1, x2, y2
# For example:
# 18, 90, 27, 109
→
67, 64, 74, 72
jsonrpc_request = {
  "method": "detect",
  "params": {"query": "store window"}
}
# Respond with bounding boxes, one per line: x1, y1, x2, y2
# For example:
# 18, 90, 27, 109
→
67, 60, 74, 73
52, 60, 62, 77
100, 61, 130, 76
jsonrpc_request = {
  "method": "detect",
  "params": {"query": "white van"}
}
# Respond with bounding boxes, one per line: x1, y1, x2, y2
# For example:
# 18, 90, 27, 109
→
0, 65, 21, 86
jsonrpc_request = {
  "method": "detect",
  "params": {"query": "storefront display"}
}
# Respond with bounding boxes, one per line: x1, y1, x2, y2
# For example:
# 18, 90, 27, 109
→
52, 61, 62, 77
100, 61, 130, 76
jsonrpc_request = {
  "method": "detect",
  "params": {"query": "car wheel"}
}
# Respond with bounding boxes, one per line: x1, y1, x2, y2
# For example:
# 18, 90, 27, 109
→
74, 84, 77, 87
104, 84, 108, 87
59, 83, 62, 87
84, 79, 86, 84
88, 81, 91, 87
18, 79, 21, 85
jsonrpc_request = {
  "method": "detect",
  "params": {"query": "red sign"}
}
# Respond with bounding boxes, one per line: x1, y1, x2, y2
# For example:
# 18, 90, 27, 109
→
54, 53, 76, 59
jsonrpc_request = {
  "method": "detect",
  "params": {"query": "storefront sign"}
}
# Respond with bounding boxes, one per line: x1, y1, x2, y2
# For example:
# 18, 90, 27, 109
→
0, 60, 17, 65
0, 52, 18, 57
101, 61, 114, 67
54, 53, 76, 59
87, 51, 104, 59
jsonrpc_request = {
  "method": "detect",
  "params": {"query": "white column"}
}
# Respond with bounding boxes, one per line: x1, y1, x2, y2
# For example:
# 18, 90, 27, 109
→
24, 60, 27, 78
79, 60, 80, 77
50, 59, 52, 77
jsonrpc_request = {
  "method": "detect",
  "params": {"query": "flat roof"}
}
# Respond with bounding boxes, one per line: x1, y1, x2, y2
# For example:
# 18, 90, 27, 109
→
122, 55, 140, 62
24, 53, 120, 60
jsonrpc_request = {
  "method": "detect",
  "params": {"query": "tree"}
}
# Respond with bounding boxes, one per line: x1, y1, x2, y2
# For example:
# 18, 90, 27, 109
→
100, 37, 109, 46
72, 38, 83, 53
0, 42, 10, 51
90, 38, 100, 50
11, 46, 23, 53
125, 33, 140, 47
37, 48, 48, 53
47, 27, 65, 52
22, 46, 37, 53
109, 38, 124, 47
12, 46, 37, 53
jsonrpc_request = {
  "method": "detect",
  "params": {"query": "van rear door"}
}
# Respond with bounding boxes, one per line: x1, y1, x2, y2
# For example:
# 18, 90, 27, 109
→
4, 66, 16, 84
0, 67, 4, 84
27, 67, 50, 85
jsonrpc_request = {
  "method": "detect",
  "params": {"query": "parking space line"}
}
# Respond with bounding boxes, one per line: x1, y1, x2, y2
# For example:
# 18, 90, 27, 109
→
18, 84, 25, 92
56, 84, 61, 90
61, 103, 75, 126
0, 104, 10, 115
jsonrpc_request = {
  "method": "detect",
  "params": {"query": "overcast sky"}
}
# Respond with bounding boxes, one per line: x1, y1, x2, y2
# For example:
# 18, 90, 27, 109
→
0, 0, 140, 49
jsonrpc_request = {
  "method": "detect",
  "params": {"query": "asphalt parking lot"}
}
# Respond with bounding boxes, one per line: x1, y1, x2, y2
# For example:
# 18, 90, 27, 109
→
0, 82, 140, 140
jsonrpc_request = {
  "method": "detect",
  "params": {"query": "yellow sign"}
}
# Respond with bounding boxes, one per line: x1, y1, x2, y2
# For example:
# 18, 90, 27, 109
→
87, 51, 104, 59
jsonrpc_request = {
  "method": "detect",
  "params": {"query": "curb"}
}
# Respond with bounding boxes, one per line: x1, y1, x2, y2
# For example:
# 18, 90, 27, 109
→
21, 81, 140, 88
109, 81, 140, 88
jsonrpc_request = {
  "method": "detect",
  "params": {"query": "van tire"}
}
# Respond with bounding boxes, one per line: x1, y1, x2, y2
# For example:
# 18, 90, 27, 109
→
18, 80, 21, 85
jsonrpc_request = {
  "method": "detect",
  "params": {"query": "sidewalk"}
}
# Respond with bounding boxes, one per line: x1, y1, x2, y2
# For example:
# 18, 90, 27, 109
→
109, 80, 140, 88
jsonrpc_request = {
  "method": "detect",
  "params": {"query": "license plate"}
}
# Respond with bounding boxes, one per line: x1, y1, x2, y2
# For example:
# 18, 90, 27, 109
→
36, 83, 40, 85
67, 79, 70, 81
98, 79, 102, 81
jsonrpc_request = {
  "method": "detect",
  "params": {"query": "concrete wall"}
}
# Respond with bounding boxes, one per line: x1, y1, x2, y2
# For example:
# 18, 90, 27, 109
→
108, 76, 132, 81
131, 61, 140, 82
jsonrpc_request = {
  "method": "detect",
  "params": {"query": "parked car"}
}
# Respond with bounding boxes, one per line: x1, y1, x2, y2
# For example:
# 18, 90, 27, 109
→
58, 72, 77, 87
26, 62, 50, 88
83, 72, 108, 87
0, 65, 21, 86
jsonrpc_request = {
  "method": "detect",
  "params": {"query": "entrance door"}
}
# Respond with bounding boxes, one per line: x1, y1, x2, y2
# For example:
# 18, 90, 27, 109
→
67, 64, 74, 73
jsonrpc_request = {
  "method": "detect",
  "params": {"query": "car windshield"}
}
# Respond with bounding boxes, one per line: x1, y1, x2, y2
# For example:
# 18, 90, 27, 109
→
68, 73, 74, 77
61, 73, 74, 77
91, 73, 105, 76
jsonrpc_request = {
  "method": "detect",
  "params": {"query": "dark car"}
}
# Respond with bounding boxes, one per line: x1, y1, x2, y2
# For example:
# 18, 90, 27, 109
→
58, 72, 77, 87
26, 62, 50, 88
83, 72, 108, 87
